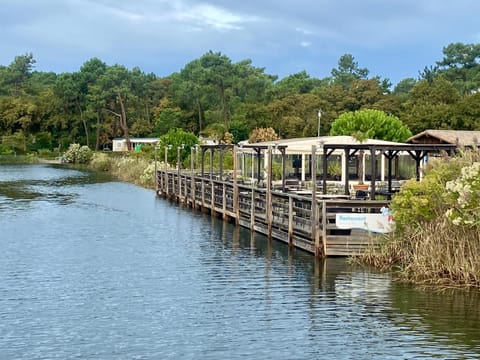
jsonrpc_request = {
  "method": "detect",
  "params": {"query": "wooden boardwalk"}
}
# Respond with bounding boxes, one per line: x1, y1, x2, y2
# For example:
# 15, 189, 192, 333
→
156, 170, 390, 257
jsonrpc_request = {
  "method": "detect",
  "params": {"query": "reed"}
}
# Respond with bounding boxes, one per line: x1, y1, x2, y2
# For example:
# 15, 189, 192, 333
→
88, 152, 157, 188
361, 219, 480, 287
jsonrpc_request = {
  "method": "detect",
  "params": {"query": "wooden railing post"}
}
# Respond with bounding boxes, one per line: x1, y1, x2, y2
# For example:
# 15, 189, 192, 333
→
311, 145, 319, 254
322, 201, 327, 257
288, 196, 293, 247
233, 145, 239, 225
266, 146, 273, 239
250, 186, 255, 232
201, 178, 205, 211
222, 183, 227, 220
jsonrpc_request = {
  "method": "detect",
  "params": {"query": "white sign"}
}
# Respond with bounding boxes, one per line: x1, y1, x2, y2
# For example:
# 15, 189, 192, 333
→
335, 207, 393, 234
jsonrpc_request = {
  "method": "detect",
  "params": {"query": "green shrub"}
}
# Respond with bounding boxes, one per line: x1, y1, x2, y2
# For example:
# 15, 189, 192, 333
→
64, 144, 93, 164
90, 153, 111, 171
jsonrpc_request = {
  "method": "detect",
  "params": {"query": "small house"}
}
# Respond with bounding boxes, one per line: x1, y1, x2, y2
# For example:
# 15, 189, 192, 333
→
112, 138, 159, 152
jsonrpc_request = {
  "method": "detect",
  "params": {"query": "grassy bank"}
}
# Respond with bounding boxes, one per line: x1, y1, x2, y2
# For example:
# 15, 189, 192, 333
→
0, 154, 39, 164
87, 152, 161, 189
358, 149, 480, 288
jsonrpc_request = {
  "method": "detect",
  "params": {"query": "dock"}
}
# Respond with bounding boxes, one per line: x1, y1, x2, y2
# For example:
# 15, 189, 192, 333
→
155, 169, 390, 257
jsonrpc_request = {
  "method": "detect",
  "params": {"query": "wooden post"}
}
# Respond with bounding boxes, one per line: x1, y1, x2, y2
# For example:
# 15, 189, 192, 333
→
201, 178, 205, 211
250, 186, 255, 232
233, 145, 239, 225
322, 201, 327, 257
370, 146, 377, 200
288, 196, 293, 247
311, 145, 318, 251
191, 146, 196, 208
312, 199, 325, 257
177, 146, 182, 202
211, 180, 215, 214
154, 146, 158, 193
184, 173, 188, 205
164, 146, 169, 197
222, 183, 227, 220
266, 146, 273, 239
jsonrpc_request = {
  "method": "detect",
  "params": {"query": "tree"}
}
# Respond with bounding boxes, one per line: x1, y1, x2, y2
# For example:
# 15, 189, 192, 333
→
158, 128, 198, 166
272, 71, 324, 97
330, 109, 412, 185
248, 127, 280, 143
2, 53, 36, 97
436, 42, 480, 93
330, 109, 412, 142
331, 54, 369, 89
402, 78, 461, 133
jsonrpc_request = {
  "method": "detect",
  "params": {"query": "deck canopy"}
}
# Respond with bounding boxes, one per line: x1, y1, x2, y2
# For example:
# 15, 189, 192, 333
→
238, 135, 403, 154
200, 136, 458, 199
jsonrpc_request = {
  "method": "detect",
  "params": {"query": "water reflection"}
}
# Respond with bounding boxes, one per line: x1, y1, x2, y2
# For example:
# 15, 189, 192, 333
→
204, 214, 480, 358
1, 164, 480, 359
389, 284, 480, 354
0, 164, 113, 211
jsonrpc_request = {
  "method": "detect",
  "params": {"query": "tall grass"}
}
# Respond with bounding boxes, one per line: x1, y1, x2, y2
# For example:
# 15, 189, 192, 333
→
361, 219, 480, 287
0, 154, 39, 164
88, 152, 163, 189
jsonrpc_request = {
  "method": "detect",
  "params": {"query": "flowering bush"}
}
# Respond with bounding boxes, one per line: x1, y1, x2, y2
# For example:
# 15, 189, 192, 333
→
390, 155, 463, 234
445, 162, 480, 226
63, 144, 93, 164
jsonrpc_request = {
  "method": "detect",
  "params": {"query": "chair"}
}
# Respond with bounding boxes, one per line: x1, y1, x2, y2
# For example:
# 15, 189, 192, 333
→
354, 189, 369, 200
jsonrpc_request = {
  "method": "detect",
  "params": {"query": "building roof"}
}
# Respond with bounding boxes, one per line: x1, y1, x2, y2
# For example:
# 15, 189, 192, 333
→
407, 130, 480, 146
239, 136, 405, 154
113, 138, 159, 143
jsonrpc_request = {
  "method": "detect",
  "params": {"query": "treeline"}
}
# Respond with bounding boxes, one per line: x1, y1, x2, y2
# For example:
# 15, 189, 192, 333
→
0, 42, 479, 153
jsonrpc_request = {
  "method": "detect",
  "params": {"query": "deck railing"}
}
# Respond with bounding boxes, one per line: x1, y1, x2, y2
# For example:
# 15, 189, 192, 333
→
156, 170, 390, 257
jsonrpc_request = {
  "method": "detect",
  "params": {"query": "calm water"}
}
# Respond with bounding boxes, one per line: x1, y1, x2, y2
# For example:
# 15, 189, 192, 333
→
1, 164, 480, 360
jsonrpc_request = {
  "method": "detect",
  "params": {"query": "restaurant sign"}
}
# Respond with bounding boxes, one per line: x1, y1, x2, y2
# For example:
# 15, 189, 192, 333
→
335, 207, 393, 234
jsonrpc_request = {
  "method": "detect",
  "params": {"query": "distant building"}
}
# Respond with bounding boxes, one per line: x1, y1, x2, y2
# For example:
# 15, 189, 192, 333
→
112, 138, 159, 152
407, 130, 480, 146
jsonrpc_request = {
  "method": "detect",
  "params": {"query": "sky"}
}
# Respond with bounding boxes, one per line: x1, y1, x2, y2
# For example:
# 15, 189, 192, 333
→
1, 0, 479, 86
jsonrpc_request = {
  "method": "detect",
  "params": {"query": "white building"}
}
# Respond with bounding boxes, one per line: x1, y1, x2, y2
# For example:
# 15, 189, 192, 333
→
112, 138, 159, 152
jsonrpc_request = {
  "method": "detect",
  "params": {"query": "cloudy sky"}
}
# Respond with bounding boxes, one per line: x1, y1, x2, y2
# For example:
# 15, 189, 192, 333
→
1, 0, 479, 85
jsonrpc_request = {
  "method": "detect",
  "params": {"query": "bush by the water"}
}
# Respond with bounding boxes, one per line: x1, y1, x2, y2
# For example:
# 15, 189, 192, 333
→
88, 151, 169, 189
360, 149, 480, 288
64, 144, 93, 164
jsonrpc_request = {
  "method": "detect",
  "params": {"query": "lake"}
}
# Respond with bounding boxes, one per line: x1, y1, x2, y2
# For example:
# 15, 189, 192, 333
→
1, 164, 479, 359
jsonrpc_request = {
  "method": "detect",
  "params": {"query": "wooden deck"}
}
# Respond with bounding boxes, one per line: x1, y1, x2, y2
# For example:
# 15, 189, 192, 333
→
156, 170, 390, 257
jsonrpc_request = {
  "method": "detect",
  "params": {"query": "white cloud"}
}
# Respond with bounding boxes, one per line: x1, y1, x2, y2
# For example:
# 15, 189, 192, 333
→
173, 2, 261, 31
300, 41, 311, 47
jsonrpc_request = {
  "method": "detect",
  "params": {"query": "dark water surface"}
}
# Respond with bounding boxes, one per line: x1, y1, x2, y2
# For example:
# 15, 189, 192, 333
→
1, 164, 480, 359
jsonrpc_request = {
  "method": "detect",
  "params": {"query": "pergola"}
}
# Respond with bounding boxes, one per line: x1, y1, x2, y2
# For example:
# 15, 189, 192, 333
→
199, 137, 457, 199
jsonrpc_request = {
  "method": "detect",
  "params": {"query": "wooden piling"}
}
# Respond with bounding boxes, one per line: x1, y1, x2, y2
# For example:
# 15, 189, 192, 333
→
288, 196, 293, 247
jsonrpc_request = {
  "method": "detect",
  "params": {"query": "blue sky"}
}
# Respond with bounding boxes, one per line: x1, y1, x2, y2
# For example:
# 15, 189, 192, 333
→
1, 0, 479, 85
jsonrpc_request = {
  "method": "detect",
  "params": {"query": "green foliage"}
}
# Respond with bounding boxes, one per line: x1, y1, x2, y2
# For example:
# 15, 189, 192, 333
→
89, 152, 111, 171
331, 54, 369, 89
153, 107, 183, 135
444, 151, 480, 226
391, 154, 470, 233
0, 42, 480, 152
63, 143, 93, 164
159, 128, 198, 166
330, 109, 412, 142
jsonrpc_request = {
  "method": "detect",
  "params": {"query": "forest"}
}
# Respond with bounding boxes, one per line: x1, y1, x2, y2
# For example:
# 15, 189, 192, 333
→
0, 42, 479, 154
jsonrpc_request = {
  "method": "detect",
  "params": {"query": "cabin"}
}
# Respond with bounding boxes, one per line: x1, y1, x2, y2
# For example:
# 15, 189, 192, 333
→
407, 129, 480, 146
112, 138, 159, 152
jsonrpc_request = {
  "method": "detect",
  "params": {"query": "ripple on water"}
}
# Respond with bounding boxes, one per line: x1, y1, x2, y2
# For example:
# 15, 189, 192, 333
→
1, 164, 480, 360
